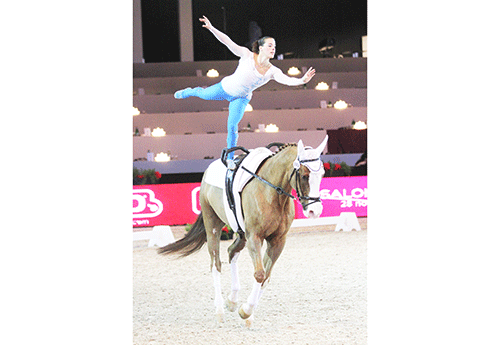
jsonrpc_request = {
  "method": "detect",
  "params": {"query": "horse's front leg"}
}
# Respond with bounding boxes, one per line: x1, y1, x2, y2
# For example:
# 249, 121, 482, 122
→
226, 232, 247, 312
239, 233, 287, 326
226, 251, 240, 312
238, 233, 265, 321
247, 233, 266, 283
262, 233, 287, 289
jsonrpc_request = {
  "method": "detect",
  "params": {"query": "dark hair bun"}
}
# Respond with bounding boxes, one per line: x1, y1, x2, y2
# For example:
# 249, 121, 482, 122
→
252, 36, 273, 53
251, 40, 260, 53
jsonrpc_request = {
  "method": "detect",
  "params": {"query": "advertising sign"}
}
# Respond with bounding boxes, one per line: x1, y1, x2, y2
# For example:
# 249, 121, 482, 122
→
133, 176, 367, 228
293, 176, 367, 219
133, 183, 201, 227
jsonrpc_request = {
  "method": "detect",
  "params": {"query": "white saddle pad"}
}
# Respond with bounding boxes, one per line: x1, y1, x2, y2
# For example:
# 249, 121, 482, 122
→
204, 147, 273, 232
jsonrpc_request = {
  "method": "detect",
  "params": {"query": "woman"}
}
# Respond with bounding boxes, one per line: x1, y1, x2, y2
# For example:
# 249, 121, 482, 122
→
174, 16, 316, 166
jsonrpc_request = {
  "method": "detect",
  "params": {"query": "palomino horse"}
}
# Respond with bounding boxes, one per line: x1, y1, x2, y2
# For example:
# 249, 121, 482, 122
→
158, 136, 328, 325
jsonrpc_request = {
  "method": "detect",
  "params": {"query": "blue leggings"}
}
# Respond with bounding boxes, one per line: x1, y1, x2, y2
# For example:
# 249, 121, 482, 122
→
179, 83, 250, 159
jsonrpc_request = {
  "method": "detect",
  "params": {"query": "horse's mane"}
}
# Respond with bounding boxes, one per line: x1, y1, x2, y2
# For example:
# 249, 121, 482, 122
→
235, 143, 296, 162
271, 143, 297, 157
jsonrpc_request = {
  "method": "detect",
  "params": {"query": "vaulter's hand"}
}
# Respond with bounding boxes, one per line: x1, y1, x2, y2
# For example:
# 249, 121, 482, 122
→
302, 67, 316, 84
199, 16, 213, 30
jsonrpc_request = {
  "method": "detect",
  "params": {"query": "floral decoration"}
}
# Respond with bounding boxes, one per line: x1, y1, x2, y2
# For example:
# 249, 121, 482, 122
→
323, 161, 351, 177
133, 168, 162, 185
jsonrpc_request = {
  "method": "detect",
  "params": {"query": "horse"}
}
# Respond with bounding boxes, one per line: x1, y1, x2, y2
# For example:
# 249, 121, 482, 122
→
157, 136, 328, 326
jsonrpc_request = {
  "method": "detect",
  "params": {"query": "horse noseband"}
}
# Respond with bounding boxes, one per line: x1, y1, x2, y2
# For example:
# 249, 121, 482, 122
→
290, 157, 322, 210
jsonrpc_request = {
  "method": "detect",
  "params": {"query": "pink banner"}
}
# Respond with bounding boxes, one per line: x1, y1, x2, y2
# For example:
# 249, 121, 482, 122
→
133, 176, 367, 228
133, 183, 201, 227
293, 176, 367, 218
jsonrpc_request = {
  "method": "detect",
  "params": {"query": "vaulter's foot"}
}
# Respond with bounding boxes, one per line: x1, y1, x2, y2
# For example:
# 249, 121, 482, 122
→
174, 87, 192, 99
227, 159, 236, 170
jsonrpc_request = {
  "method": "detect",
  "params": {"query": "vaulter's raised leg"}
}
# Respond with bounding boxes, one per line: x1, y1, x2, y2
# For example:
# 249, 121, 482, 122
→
174, 82, 228, 101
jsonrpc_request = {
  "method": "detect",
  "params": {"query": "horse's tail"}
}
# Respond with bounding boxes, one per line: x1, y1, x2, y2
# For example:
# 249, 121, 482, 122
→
157, 213, 207, 257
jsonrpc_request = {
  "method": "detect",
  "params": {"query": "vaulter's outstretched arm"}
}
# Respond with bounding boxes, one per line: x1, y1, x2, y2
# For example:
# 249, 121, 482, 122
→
199, 16, 250, 58
273, 67, 316, 86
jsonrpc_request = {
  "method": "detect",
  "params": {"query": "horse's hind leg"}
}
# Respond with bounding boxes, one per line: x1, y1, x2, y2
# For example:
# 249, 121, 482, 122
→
226, 232, 246, 312
202, 201, 226, 322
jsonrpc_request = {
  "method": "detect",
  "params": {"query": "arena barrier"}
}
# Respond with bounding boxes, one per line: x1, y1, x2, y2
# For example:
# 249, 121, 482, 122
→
133, 225, 175, 247
133, 176, 367, 228
291, 212, 361, 231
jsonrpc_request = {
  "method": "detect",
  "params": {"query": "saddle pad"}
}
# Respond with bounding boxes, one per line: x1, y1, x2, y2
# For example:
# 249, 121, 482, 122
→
204, 159, 226, 189
204, 147, 273, 232
234, 147, 273, 192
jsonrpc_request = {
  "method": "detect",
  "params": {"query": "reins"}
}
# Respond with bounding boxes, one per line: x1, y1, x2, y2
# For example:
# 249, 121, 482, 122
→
241, 166, 296, 200
241, 157, 322, 209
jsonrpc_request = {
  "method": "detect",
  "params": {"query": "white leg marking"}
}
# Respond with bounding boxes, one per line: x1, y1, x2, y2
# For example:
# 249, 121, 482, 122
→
241, 281, 262, 316
229, 252, 240, 302
249, 287, 266, 315
226, 252, 240, 312
212, 266, 224, 321
247, 281, 262, 307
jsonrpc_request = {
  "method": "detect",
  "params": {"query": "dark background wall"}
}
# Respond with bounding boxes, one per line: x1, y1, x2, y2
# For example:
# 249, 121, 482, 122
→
140, 0, 367, 62
140, 0, 180, 63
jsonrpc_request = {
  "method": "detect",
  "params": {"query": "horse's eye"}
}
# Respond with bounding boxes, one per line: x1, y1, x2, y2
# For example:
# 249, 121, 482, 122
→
302, 175, 308, 181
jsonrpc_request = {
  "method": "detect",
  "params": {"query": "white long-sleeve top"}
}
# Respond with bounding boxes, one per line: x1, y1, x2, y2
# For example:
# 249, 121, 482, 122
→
220, 50, 304, 98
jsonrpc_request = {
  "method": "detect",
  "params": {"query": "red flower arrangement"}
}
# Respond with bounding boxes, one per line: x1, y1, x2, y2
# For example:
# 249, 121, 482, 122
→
323, 161, 352, 177
133, 168, 162, 185
220, 225, 234, 240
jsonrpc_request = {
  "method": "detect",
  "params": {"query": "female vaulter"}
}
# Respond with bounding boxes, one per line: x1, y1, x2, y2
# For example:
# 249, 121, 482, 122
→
174, 16, 316, 168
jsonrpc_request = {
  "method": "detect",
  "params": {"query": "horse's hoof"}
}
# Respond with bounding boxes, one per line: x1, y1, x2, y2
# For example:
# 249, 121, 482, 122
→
215, 306, 224, 323
226, 298, 237, 312
238, 304, 252, 320
245, 314, 254, 328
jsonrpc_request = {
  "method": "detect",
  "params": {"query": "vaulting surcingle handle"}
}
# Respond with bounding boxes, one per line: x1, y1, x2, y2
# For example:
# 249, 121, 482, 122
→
221, 146, 250, 167
265, 142, 285, 150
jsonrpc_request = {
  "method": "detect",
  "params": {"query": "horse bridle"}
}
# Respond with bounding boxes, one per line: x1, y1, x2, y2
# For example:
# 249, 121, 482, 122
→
241, 156, 322, 210
289, 157, 323, 209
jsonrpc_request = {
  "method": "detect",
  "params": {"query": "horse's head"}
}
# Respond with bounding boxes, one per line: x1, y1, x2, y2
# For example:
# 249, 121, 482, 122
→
293, 135, 328, 219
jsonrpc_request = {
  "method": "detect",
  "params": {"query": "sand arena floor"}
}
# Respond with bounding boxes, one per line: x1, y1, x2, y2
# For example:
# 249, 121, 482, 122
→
133, 218, 367, 345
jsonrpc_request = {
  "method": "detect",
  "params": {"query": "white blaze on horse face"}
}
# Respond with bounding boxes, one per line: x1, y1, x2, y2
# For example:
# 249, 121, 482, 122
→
304, 167, 324, 218
298, 136, 328, 218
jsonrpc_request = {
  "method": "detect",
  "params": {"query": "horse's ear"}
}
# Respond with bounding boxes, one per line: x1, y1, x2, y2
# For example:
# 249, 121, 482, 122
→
315, 135, 329, 155
294, 140, 305, 169
297, 139, 305, 155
